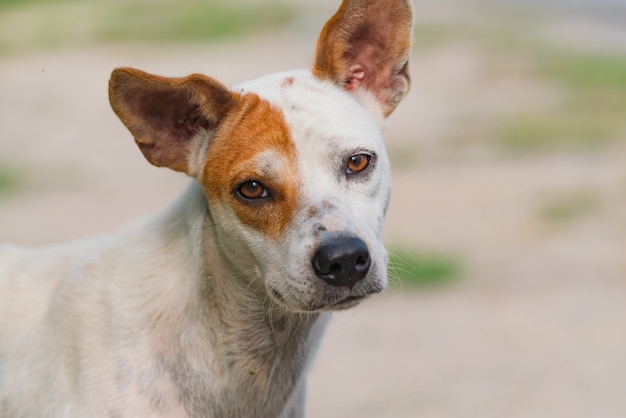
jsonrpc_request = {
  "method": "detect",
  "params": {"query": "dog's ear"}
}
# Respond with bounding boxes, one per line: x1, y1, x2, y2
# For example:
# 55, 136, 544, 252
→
109, 68, 238, 174
313, 0, 413, 117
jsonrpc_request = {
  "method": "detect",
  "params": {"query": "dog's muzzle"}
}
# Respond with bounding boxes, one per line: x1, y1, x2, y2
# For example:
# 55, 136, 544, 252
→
312, 236, 371, 289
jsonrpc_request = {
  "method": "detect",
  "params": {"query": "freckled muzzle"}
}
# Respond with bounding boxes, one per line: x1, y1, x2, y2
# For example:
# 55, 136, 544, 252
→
311, 236, 371, 289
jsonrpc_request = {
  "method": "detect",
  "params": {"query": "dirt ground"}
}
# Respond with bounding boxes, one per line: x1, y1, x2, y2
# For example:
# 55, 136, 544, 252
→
1, 21, 626, 418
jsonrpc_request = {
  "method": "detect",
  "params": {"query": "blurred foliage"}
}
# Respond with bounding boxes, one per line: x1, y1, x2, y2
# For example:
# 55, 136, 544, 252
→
387, 246, 463, 288
496, 49, 626, 155
538, 189, 599, 226
0, 0, 67, 6
494, 106, 618, 154
0, 165, 20, 197
412, 11, 626, 157
543, 52, 626, 89
0, 0, 297, 54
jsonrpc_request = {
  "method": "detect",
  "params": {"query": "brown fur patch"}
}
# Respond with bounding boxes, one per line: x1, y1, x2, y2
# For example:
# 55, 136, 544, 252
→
109, 68, 237, 173
203, 94, 302, 239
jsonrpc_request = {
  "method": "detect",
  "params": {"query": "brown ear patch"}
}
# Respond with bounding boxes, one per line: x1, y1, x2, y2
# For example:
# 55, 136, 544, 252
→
109, 68, 238, 173
313, 0, 413, 117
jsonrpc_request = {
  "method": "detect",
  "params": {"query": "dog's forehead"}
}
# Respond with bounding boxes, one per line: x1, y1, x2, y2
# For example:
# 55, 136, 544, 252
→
234, 70, 385, 151
207, 71, 389, 239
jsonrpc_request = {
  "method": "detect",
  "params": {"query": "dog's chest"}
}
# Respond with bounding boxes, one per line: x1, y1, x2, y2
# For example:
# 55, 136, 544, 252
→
129, 311, 327, 417
213, 313, 327, 416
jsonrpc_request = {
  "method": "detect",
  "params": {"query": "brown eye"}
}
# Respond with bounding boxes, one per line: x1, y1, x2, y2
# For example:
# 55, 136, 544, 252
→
346, 154, 371, 174
237, 180, 269, 200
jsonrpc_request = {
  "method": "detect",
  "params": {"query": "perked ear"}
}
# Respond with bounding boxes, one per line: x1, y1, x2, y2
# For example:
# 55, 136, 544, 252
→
109, 68, 238, 174
313, 0, 413, 117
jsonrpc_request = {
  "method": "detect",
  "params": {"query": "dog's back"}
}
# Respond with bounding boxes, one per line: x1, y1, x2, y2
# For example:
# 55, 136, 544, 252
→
0, 209, 198, 416
0, 233, 125, 412
0, 240, 103, 342
0, 183, 208, 414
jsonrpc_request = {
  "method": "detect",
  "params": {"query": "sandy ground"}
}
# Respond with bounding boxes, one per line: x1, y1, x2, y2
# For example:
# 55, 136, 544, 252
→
1, 23, 626, 418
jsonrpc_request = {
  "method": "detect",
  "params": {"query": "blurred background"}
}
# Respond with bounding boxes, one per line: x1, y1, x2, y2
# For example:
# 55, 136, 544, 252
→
1, 0, 625, 416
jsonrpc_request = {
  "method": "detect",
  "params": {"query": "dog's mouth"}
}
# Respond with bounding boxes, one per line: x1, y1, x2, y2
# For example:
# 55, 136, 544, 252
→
325, 294, 367, 310
268, 287, 369, 312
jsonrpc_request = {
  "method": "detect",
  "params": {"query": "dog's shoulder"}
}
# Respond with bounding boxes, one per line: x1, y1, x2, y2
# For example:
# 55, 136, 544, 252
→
0, 243, 23, 270
0, 243, 52, 287
0, 239, 102, 278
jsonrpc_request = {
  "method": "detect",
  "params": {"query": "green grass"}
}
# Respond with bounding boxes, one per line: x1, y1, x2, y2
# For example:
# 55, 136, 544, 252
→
538, 189, 599, 226
540, 52, 626, 89
387, 246, 462, 288
469, 46, 626, 156
496, 50, 626, 155
0, 0, 297, 54
494, 103, 620, 155
409, 10, 626, 157
0, 0, 73, 7
0, 165, 20, 197
98, 1, 296, 42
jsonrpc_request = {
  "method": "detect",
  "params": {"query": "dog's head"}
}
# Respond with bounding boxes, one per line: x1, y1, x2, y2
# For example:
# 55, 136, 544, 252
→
109, 0, 413, 312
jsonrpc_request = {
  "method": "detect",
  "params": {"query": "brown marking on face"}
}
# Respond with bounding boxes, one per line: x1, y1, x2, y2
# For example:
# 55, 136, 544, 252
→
203, 93, 302, 239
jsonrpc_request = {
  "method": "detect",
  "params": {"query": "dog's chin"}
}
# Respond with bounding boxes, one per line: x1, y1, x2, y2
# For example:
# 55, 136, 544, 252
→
319, 294, 368, 311
267, 285, 382, 313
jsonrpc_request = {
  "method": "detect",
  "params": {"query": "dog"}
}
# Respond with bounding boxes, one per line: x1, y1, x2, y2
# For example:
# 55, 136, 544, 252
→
0, 0, 413, 416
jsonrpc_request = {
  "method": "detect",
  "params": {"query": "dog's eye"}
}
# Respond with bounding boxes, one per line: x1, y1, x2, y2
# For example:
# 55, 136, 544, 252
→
237, 180, 269, 200
346, 154, 371, 174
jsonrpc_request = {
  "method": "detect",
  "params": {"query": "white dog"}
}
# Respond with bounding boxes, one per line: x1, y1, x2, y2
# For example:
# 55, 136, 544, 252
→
0, 0, 413, 416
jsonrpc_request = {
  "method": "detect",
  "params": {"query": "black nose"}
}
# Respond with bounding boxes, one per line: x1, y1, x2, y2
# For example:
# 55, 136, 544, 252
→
312, 237, 371, 288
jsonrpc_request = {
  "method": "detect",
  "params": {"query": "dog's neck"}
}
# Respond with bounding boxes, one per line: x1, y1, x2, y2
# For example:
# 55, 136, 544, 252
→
121, 180, 328, 416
